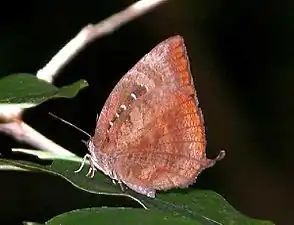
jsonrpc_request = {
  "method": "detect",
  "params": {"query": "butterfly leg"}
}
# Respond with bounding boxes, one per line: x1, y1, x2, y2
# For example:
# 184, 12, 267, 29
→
86, 167, 97, 178
86, 158, 97, 178
118, 180, 125, 192
74, 154, 91, 173
111, 171, 124, 190
75, 153, 96, 178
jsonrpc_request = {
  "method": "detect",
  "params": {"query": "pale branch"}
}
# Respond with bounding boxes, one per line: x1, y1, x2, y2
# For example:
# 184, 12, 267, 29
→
0, 121, 75, 156
0, 0, 169, 157
36, 0, 168, 83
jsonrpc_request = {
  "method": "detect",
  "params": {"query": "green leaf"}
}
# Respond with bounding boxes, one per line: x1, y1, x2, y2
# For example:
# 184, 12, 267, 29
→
45, 207, 198, 225
0, 163, 29, 171
0, 73, 88, 107
156, 191, 274, 225
0, 158, 142, 202
23, 222, 44, 225
0, 158, 275, 225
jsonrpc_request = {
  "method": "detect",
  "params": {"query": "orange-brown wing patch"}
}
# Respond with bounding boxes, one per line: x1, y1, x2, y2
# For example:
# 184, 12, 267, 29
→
112, 84, 207, 190
92, 36, 194, 155
114, 149, 205, 191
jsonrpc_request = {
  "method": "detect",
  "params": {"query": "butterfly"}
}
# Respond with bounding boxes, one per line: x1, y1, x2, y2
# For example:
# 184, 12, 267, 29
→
78, 35, 225, 198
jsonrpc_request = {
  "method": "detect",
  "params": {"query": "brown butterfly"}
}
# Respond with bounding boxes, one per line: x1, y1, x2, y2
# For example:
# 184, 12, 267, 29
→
79, 35, 225, 198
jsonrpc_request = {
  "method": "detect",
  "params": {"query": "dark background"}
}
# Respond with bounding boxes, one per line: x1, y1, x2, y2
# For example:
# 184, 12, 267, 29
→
0, 0, 293, 224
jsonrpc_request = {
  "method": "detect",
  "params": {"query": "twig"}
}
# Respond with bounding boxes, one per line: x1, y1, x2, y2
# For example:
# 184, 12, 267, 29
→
0, 121, 75, 156
36, 0, 168, 82
0, 0, 169, 156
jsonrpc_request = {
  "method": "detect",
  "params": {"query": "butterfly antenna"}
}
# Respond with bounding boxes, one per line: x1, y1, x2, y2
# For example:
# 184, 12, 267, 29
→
48, 112, 91, 139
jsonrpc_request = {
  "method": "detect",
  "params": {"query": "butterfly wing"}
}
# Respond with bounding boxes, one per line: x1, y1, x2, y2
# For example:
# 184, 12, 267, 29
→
90, 35, 225, 196
92, 35, 194, 153
112, 83, 210, 192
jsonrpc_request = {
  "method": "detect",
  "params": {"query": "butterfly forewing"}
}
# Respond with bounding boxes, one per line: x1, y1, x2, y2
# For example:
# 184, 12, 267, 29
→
92, 36, 193, 152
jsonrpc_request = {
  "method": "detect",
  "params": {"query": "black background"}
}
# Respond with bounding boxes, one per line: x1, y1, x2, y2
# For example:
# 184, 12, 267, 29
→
0, 0, 293, 224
